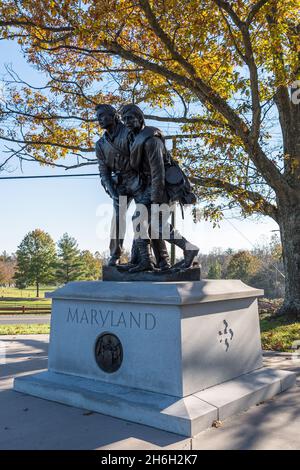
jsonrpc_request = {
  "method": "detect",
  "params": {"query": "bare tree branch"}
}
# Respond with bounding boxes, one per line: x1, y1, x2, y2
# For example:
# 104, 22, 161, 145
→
0, 19, 73, 32
191, 175, 278, 220
0, 4, 290, 194
0, 154, 14, 170
0, 135, 93, 153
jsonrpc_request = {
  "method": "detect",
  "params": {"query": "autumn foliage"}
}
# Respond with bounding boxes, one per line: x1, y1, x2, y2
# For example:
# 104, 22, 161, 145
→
0, 1, 300, 314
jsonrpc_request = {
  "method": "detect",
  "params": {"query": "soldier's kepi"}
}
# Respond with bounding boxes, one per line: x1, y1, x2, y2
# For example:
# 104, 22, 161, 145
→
95, 104, 170, 269
120, 104, 199, 273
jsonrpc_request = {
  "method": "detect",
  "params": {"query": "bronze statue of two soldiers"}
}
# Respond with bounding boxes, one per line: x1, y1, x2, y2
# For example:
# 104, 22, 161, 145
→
95, 103, 199, 274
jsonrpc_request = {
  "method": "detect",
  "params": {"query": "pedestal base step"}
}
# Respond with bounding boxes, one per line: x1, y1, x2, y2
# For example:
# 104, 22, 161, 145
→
14, 368, 295, 437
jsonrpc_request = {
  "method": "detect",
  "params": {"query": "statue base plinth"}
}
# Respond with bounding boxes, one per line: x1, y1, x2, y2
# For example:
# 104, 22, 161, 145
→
14, 368, 295, 437
14, 280, 296, 437
102, 265, 201, 282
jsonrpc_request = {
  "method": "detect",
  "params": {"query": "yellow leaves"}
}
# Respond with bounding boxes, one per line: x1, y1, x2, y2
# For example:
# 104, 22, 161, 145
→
0, 0, 295, 206
11, 91, 22, 104
0, 0, 295, 103
49, 1, 58, 16
1, 29, 9, 39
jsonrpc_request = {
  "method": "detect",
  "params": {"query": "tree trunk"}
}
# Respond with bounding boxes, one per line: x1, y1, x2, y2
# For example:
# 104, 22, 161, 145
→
36, 281, 40, 298
278, 200, 300, 319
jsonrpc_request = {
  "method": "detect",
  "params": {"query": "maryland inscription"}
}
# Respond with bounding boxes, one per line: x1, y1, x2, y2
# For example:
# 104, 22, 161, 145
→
66, 307, 157, 330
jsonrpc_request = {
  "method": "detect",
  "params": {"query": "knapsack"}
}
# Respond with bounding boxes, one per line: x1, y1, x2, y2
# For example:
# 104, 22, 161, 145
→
164, 151, 197, 205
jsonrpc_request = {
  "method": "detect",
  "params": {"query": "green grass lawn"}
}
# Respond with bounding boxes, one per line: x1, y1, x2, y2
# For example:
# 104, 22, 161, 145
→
0, 298, 51, 308
0, 324, 50, 335
260, 317, 300, 351
258, 298, 300, 351
0, 285, 54, 312
0, 285, 56, 299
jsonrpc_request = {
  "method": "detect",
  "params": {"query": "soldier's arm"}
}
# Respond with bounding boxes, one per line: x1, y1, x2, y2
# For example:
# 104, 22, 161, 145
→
144, 137, 166, 204
96, 141, 117, 199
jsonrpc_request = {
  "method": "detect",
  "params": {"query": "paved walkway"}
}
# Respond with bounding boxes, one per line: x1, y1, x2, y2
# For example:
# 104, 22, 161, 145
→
0, 335, 299, 450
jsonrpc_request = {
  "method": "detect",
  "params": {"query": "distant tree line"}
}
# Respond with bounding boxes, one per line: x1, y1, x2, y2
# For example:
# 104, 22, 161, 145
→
0, 251, 17, 287
0, 230, 284, 298
0, 229, 104, 297
198, 234, 284, 298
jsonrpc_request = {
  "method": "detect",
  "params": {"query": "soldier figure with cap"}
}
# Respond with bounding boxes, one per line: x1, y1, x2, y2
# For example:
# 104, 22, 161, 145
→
95, 104, 134, 267
95, 104, 170, 270
120, 104, 199, 273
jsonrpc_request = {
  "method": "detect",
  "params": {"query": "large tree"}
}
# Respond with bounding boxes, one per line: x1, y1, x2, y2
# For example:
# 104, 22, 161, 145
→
226, 250, 261, 283
0, 1, 299, 315
15, 229, 57, 296
207, 260, 222, 279
56, 233, 83, 284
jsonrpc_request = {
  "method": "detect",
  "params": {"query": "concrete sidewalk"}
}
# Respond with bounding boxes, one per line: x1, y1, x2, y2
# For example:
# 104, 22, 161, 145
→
0, 335, 299, 450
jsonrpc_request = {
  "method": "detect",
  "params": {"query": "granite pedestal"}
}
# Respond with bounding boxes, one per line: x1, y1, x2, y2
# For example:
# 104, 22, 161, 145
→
14, 280, 296, 437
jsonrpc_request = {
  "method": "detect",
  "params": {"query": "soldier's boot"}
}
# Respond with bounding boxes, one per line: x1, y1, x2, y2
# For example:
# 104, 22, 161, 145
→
117, 240, 140, 271
158, 258, 171, 271
129, 240, 155, 273
107, 255, 120, 266
108, 236, 123, 266
168, 236, 199, 269
130, 239, 141, 265
152, 239, 171, 271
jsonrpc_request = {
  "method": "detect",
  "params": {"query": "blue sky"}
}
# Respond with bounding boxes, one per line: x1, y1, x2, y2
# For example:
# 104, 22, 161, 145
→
0, 40, 279, 255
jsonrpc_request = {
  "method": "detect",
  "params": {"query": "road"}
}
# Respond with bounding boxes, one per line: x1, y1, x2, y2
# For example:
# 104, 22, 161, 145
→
0, 315, 50, 325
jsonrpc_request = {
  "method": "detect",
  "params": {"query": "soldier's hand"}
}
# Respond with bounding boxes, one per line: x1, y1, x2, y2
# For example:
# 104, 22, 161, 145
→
107, 185, 118, 201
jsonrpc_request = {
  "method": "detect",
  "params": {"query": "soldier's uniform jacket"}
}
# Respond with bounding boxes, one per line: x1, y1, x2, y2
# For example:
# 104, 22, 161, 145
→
129, 126, 169, 204
95, 122, 134, 195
